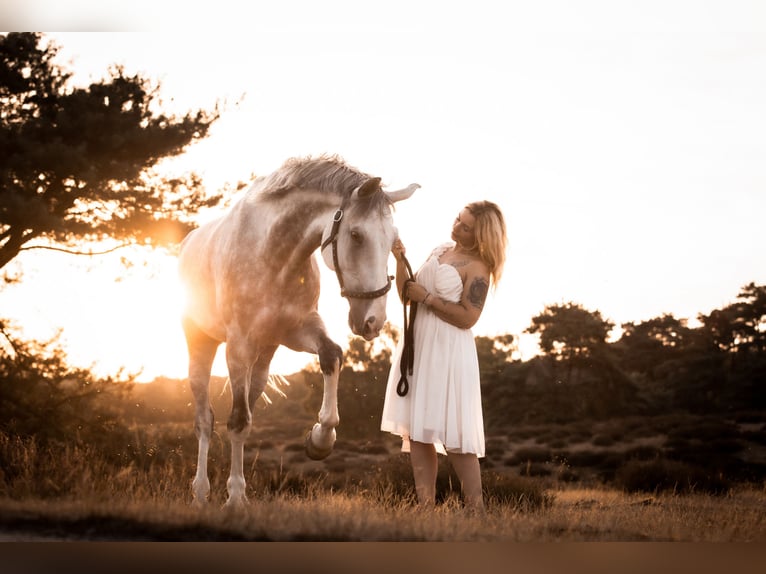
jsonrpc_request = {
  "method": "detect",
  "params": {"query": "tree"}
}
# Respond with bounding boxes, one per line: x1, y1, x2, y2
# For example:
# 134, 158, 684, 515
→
721, 283, 766, 355
0, 32, 223, 270
522, 302, 639, 418
691, 282, 766, 411
475, 333, 515, 383
526, 302, 614, 364
0, 319, 131, 446
616, 313, 694, 378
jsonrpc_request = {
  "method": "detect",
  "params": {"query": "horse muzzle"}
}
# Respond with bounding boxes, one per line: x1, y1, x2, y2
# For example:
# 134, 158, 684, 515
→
348, 299, 386, 341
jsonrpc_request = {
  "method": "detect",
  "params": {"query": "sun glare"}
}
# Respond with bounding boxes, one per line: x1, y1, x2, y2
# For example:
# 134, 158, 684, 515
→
3, 247, 317, 384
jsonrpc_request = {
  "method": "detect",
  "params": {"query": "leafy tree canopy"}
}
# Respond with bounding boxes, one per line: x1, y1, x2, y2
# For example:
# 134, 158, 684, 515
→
525, 301, 614, 361
0, 32, 224, 270
616, 313, 694, 376
698, 282, 766, 354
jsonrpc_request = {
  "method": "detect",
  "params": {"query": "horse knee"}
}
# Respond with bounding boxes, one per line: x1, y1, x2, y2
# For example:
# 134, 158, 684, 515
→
227, 404, 251, 435
318, 339, 343, 374
194, 407, 214, 439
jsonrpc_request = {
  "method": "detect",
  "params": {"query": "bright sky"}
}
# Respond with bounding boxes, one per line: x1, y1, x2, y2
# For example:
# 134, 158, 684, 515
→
3, 1, 766, 381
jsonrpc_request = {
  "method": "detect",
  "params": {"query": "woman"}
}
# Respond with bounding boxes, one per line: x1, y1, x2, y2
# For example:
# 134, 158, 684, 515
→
381, 200, 507, 511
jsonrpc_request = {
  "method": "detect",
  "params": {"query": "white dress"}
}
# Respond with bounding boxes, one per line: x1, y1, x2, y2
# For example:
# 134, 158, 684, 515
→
380, 243, 486, 457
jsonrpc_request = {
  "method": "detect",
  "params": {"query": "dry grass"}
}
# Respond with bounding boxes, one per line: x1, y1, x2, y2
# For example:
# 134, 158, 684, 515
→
1, 479, 764, 541
2, 410, 765, 541
4, 461, 764, 574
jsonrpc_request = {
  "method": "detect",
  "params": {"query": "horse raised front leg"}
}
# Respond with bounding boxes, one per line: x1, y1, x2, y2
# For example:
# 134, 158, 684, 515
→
305, 336, 343, 460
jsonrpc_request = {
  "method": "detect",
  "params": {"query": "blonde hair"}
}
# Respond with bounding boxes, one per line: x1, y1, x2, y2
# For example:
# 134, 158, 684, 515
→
466, 200, 507, 289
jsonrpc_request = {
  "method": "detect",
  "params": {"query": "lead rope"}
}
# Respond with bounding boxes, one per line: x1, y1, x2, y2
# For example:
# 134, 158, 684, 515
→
396, 254, 417, 397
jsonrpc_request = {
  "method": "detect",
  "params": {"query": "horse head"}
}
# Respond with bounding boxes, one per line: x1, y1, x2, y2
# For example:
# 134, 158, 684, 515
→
321, 177, 419, 340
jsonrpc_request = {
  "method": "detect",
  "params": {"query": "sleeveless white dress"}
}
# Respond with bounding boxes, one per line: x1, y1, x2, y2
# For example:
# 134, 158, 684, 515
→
380, 243, 486, 457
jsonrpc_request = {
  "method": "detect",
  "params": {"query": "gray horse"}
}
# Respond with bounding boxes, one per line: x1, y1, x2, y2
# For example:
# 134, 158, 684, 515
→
178, 155, 418, 506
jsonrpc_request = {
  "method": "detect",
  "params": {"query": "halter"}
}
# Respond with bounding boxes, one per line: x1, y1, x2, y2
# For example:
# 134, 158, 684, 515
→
321, 198, 393, 300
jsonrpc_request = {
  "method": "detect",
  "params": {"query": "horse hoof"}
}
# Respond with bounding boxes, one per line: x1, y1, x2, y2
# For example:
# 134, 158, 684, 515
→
223, 496, 248, 510
304, 428, 334, 460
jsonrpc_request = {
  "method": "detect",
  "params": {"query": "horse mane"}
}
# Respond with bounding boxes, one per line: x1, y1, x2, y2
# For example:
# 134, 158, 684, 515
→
258, 155, 391, 209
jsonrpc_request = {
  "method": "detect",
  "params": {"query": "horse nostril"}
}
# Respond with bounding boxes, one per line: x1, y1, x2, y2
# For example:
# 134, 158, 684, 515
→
363, 316, 379, 338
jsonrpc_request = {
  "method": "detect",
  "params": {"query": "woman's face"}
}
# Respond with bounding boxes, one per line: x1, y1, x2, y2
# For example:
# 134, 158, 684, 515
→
451, 208, 477, 249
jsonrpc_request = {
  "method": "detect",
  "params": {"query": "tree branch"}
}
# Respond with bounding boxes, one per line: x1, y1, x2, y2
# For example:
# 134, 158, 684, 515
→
0, 322, 21, 357
18, 242, 134, 256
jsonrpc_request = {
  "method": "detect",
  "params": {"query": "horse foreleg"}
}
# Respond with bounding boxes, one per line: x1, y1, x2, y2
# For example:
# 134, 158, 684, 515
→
224, 367, 250, 508
226, 431, 247, 508
305, 336, 343, 460
223, 341, 276, 508
192, 426, 212, 506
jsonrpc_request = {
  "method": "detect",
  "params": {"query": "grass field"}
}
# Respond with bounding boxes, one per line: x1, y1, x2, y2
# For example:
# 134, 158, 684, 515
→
1, 376, 765, 541
1, 429, 764, 541
0, 487, 764, 542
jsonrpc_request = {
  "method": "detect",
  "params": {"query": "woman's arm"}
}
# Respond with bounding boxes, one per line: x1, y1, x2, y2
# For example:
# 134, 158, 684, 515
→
391, 239, 410, 303
394, 256, 410, 303
406, 263, 490, 329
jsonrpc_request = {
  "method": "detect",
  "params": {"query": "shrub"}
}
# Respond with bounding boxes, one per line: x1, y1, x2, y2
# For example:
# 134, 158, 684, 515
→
484, 438, 507, 458
504, 446, 551, 465
556, 465, 580, 483
0, 322, 133, 449
623, 445, 663, 461
519, 462, 552, 477
666, 418, 740, 443
563, 449, 610, 467
481, 470, 553, 510
592, 434, 616, 447
615, 458, 731, 494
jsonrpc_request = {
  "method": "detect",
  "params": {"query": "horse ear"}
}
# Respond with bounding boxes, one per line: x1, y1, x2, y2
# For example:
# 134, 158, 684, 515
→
357, 177, 382, 197
385, 183, 420, 203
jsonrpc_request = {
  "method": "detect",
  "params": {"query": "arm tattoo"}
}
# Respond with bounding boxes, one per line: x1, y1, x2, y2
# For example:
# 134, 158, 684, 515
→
468, 277, 489, 310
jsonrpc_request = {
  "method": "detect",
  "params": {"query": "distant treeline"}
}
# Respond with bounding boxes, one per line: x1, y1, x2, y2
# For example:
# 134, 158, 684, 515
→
322, 281, 766, 435
481, 281, 765, 427
1, 282, 763, 447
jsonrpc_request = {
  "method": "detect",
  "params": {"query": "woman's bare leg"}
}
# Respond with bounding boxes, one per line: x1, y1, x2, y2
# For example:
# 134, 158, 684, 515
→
447, 452, 484, 511
409, 441, 438, 507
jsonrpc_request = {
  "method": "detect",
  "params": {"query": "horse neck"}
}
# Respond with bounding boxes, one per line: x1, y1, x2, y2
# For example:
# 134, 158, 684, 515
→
255, 189, 342, 266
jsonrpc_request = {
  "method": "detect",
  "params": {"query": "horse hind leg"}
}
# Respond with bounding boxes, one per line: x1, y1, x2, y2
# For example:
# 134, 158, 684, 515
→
224, 343, 276, 508
183, 317, 219, 507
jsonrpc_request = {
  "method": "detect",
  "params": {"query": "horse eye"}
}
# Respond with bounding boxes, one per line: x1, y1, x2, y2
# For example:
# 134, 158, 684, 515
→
350, 230, 363, 244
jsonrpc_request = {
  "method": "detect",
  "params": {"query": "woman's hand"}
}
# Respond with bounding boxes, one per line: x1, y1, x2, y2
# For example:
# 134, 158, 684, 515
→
405, 281, 430, 304
391, 238, 406, 262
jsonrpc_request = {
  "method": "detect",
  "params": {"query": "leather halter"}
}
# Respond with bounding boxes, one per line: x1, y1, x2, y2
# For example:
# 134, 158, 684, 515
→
321, 199, 393, 300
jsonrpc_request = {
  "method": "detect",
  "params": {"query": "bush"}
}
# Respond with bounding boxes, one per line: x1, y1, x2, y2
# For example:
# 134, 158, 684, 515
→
615, 458, 731, 494
623, 445, 663, 461
484, 438, 507, 458
0, 321, 133, 449
519, 462, 552, 477
504, 446, 552, 465
562, 449, 610, 467
592, 434, 616, 447
481, 470, 553, 510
